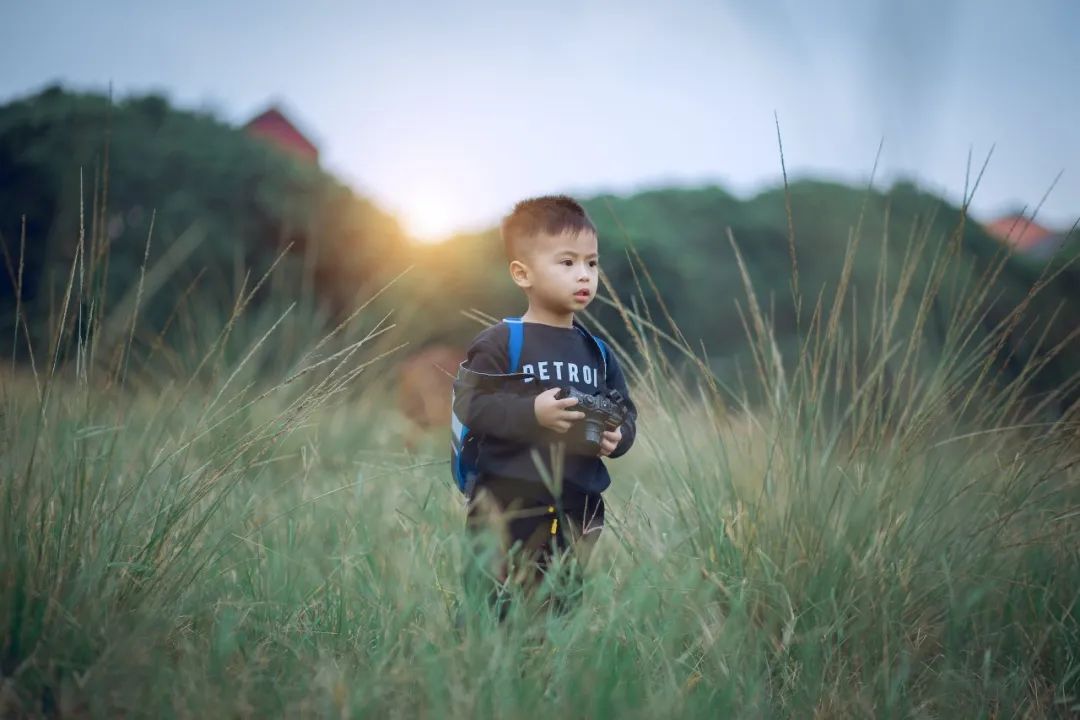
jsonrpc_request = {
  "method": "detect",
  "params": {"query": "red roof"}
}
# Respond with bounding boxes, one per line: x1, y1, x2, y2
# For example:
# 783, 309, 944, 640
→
244, 107, 319, 164
984, 215, 1054, 251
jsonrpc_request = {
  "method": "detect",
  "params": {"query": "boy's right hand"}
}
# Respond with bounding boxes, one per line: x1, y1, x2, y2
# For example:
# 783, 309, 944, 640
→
534, 388, 585, 434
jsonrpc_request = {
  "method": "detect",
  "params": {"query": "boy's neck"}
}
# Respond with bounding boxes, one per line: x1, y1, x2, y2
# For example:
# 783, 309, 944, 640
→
521, 305, 575, 328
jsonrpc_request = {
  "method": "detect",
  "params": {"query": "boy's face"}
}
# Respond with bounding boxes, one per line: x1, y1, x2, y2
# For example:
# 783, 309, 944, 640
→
511, 229, 599, 316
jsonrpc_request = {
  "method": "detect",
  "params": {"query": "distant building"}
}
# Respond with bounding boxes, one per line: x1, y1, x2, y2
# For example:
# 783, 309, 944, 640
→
983, 214, 1054, 253
243, 107, 319, 164
984, 214, 1075, 259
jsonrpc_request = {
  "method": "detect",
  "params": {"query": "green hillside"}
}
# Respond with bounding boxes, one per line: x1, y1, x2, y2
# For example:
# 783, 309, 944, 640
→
0, 86, 405, 353
2, 87, 1076, 410
401, 182, 1078, 411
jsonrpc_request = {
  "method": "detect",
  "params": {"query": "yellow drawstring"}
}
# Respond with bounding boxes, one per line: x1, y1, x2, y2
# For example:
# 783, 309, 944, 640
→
548, 506, 558, 536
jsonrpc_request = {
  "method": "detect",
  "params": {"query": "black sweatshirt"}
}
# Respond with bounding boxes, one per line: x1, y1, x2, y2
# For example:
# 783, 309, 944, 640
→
452, 320, 637, 495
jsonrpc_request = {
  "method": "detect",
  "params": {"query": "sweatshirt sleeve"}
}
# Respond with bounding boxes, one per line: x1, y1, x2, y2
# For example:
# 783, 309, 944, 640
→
452, 327, 541, 443
605, 347, 638, 458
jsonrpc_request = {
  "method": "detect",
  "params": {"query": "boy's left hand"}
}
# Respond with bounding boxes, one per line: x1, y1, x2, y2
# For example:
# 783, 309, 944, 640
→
598, 426, 623, 457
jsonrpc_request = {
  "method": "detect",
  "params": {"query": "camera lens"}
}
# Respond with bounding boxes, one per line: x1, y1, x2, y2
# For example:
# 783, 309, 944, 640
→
582, 418, 604, 449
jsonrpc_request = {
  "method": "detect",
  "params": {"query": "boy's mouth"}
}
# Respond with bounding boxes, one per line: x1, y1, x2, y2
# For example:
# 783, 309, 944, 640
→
574, 289, 591, 300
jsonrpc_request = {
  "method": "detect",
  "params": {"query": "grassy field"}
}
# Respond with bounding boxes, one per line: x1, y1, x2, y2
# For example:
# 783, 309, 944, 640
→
2, 208, 1079, 718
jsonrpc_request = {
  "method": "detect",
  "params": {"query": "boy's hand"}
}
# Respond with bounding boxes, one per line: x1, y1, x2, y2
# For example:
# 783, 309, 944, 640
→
534, 388, 585, 434
599, 426, 623, 457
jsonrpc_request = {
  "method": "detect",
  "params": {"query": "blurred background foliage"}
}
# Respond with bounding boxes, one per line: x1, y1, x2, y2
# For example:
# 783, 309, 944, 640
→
0, 86, 405, 350
2, 87, 1077, 410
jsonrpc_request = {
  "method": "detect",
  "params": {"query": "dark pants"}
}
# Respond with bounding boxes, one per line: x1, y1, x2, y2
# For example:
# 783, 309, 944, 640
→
464, 475, 605, 618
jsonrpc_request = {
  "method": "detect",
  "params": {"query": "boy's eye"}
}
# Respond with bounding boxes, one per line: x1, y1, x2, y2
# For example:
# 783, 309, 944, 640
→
589, 260, 598, 267
561, 259, 573, 266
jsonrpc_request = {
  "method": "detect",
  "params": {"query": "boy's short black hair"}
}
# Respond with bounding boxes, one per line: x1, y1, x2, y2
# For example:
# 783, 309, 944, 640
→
500, 195, 597, 261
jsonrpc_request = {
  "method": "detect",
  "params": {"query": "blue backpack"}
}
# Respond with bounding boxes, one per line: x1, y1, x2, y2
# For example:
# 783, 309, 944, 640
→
450, 317, 608, 494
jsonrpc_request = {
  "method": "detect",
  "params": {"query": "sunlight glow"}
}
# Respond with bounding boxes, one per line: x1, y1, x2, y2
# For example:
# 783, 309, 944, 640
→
402, 194, 459, 245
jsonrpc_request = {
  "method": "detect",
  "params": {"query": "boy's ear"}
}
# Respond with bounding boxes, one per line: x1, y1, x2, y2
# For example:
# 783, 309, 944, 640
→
509, 260, 532, 289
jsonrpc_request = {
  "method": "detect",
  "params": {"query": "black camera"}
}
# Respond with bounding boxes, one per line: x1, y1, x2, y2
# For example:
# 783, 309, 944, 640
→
557, 387, 630, 452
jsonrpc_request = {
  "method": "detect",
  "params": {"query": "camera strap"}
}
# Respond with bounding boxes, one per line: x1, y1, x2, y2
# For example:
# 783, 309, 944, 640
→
453, 363, 536, 392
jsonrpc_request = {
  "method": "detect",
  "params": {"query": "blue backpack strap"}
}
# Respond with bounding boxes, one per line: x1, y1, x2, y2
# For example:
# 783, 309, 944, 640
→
574, 322, 608, 380
450, 408, 471, 491
593, 336, 609, 378
504, 317, 603, 376
504, 317, 525, 372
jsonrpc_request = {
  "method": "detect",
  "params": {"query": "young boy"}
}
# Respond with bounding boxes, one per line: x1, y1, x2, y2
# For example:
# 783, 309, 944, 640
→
452, 195, 637, 614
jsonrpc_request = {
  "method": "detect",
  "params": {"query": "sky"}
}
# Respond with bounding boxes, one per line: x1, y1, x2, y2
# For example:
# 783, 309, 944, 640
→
1, 0, 1077, 241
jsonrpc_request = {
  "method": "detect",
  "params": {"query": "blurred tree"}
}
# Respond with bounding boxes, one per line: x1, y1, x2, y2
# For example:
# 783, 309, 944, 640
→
1, 87, 1074, 411
0, 86, 406, 355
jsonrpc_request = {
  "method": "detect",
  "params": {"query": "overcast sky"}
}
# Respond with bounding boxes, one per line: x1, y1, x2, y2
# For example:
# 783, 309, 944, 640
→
2, 0, 1077, 240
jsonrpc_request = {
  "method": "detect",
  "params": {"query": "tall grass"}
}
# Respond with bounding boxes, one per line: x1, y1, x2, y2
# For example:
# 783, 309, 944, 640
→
2, 177, 1079, 718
